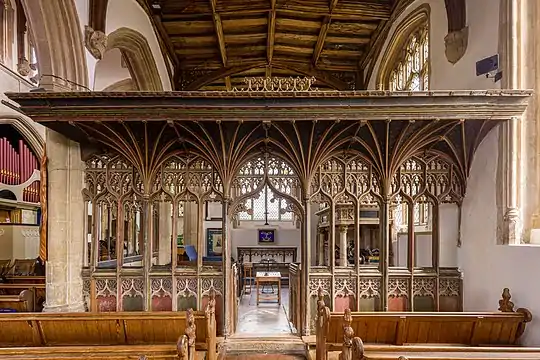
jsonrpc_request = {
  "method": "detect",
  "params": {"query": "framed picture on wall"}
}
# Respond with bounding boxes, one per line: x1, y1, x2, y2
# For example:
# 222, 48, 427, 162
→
206, 228, 223, 256
258, 229, 276, 244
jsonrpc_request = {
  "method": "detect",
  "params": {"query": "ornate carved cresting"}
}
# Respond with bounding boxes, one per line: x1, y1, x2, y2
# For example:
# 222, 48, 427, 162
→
316, 288, 331, 360
232, 76, 317, 92
339, 309, 365, 360
444, 26, 468, 65
84, 25, 108, 60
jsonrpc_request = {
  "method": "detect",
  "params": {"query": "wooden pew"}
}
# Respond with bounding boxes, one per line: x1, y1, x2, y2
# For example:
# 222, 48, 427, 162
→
313, 288, 533, 360
0, 290, 218, 359
0, 345, 179, 359
0, 284, 45, 312
323, 309, 540, 360
0, 289, 34, 312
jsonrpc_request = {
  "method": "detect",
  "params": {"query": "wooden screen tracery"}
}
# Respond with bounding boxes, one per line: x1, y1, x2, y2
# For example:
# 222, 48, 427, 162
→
231, 154, 301, 222
82, 137, 463, 332
307, 151, 464, 330
82, 153, 225, 315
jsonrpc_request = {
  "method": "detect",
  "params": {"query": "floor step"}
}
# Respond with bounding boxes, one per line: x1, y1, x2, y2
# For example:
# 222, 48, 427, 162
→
224, 355, 305, 360
222, 336, 307, 358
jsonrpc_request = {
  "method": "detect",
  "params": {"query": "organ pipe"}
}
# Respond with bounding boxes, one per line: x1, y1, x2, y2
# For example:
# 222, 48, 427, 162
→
0, 137, 41, 203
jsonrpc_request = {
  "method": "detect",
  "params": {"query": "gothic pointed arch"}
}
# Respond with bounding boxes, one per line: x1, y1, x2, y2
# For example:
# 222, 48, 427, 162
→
231, 153, 303, 223
20, 0, 88, 90
106, 27, 163, 91
0, 114, 44, 158
376, 4, 430, 91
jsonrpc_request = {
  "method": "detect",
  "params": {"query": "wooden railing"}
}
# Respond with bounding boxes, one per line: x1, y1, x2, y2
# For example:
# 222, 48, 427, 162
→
314, 288, 533, 360
288, 263, 301, 333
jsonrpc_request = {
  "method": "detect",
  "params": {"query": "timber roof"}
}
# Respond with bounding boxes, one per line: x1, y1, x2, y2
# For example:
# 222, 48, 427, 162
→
139, 0, 414, 91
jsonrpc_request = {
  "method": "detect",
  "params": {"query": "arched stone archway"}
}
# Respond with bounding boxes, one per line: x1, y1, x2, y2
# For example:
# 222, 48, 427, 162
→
21, 0, 88, 91
0, 115, 44, 158
106, 27, 163, 91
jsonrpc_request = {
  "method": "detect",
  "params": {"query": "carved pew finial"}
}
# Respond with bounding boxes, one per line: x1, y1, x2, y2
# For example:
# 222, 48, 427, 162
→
176, 335, 189, 360
206, 289, 217, 360
498, 288, 533, 342
499, 288, 515, 312
316, 288, 331, 360
340, 309, 365, 360
183, 308, 197, 360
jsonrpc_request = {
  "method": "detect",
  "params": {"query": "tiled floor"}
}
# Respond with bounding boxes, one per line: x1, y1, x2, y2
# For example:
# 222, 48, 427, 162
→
236, 285, 293, 335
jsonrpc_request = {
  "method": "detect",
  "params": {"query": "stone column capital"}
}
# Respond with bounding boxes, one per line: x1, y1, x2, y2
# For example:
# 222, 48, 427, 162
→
338, 225, 349, 233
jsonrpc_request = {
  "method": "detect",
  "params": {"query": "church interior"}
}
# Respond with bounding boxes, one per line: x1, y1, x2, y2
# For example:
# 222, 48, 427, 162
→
1, 0, 540, 359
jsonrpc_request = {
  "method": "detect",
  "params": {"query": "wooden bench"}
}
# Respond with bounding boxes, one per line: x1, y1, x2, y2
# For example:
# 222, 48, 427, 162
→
0, 290, 218, 360
0, 289, 34, 312
312, 288, 533, 360
0, 284, 45, 312
315, 345, 540, 360
0, 344, 179, 359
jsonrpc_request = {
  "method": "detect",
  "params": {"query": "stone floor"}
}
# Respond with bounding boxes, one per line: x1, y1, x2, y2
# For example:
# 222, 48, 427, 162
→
236, 285, 293, 336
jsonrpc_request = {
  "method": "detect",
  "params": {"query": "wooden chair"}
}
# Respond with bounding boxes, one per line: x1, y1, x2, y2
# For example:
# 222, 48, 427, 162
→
242, 262, 253, 294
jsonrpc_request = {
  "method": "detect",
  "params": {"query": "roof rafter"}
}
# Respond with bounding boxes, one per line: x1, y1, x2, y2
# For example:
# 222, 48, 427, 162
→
312, 0, 340, 66
162, 5, 391, 21
209, 0, 231, 90
267, 0, 277, 67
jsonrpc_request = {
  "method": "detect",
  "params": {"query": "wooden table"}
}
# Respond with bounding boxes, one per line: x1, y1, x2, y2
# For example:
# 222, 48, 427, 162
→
256, 272, 281, 305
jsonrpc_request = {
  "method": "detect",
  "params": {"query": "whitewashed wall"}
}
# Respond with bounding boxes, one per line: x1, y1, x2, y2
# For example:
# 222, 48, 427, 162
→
369, 0, 540, 346
104, 0, 171, 91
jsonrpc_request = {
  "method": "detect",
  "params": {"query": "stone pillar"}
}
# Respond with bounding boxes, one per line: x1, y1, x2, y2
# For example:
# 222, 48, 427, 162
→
499, 0, 522, 243
316, 228, 325, 265
339, 225, 348, 267
158, 200, 172, 265
43, 129, 85, 312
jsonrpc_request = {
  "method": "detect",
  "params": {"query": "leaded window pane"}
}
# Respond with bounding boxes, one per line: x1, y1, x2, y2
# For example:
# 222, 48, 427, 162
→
388, 23, 429, 92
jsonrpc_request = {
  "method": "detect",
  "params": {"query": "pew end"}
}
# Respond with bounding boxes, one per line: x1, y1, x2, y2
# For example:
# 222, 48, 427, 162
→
0, 289, 34, 312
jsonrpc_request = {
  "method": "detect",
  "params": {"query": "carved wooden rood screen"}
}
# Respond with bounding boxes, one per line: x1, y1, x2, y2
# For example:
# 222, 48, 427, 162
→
6, 89, 530, 337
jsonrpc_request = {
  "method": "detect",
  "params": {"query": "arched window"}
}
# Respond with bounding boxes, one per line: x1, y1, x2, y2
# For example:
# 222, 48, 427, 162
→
376, 5, 430, 91
239, 185, 293, 222
389, 25, 429, 91
235, 157, 297, 223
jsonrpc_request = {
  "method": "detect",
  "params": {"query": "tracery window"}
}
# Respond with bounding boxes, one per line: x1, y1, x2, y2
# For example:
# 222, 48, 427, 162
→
239, 185, 293, 221
235, 157, 297, 222
388, 24, 429, 91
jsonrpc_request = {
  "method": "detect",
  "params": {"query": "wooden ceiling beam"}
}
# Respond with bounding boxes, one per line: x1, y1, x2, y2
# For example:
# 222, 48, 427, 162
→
161, 6, 391, 21
267, 0, 277, 65
209, 0, 231, 90
312, 0, 339, 66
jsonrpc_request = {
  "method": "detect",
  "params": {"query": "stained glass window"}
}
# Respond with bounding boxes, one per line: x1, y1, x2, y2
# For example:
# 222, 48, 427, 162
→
388, 24, 429, 91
